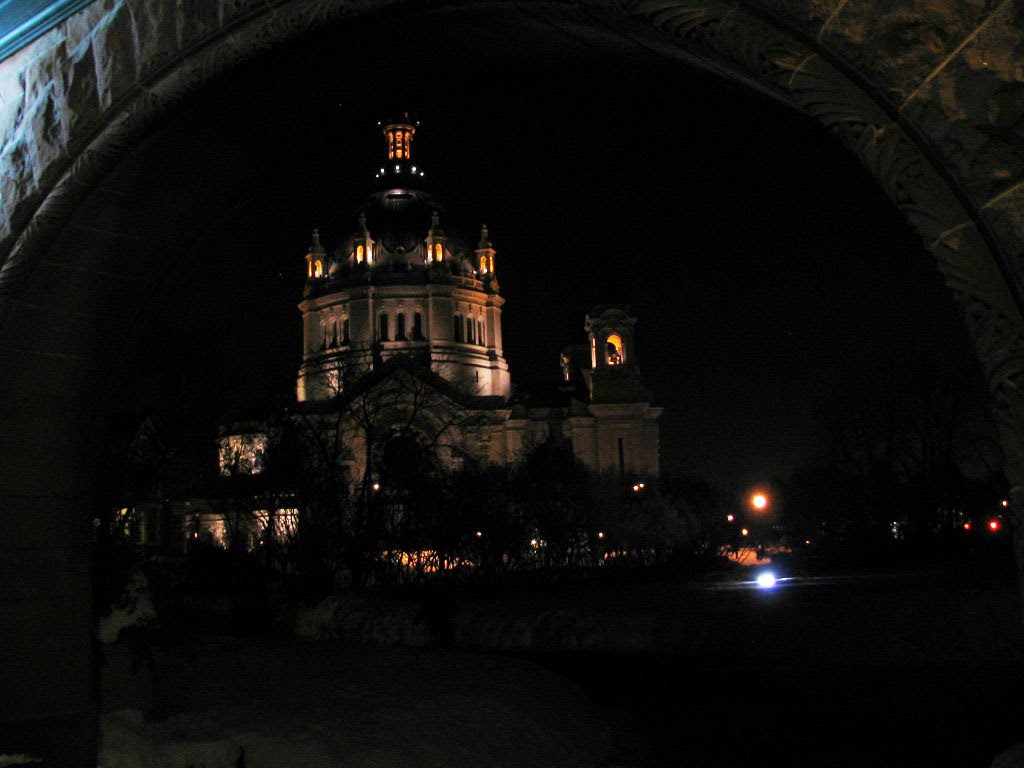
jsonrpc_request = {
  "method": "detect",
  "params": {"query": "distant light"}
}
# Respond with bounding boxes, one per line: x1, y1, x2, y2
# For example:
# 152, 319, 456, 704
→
804, 538, 811, 545
1002, 500, 1010, 508
372, 483, 380, 492
632, 484, 640, 492
751, 493, 768, 510
412, 166, 416, 172
989, 519, 1001, 532
756, 571, 777, 589
741, 528, 749, 537
963, 522, 972, 531
597, 531, 605, 539
380, 168, 385, 174
475, 530, 483, 538
726, 514, 735, 522
530, 538, 538, 547
395, 165, 399, 172
638, 482, 645, 489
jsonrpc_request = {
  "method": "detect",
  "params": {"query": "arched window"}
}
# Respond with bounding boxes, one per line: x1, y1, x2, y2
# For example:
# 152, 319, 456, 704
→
453, 315, 463, 342
477, 320, 484, 345
356, 244, 364, 263
606, 334, 624, 365
307, 263, 312, 278
434, 243, 443, 261
342, 319, 350, 344
379, 314, 389, 341
330, 319, 338, 348
396, 313, 407, 341
412, 313, 423, 340
466, 317, 474, 344
314, 260, 323, 278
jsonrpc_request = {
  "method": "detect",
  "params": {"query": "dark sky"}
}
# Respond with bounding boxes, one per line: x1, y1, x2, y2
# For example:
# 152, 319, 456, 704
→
119, 9, 992, 491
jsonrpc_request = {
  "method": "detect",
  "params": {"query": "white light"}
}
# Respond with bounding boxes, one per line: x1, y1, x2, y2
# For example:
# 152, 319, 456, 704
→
380, 168, 385, 174
756, 571, 777, 589
412, 166, 416, 172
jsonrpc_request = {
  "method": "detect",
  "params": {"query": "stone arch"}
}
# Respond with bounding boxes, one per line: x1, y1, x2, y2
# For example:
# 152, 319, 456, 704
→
0, 0, 1022, 762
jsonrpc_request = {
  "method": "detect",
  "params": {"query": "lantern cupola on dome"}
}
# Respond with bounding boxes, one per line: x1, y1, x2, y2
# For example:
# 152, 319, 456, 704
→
376, 113, 425, 184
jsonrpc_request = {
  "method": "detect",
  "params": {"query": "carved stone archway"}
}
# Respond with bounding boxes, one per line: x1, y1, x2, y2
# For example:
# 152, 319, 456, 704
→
0, 0, 1021, 762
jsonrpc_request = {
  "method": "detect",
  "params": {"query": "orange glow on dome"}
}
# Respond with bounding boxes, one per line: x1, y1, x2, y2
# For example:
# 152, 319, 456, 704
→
383, 122, 416, 161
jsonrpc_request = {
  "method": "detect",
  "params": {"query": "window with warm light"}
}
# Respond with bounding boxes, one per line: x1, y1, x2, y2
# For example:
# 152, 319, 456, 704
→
356, 244, 364, 263
218, 434, 268, 476
314, 260, 323, 278
606, 334, 624, 365
434, 243, 443, 260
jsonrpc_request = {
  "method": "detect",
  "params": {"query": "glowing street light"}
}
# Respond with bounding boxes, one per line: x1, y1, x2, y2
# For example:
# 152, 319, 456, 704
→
751, 493, 768, 511
726, 514, 735, 522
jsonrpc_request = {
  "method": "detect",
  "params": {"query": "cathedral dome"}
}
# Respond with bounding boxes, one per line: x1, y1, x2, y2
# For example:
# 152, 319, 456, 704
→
361, 188, 435, 260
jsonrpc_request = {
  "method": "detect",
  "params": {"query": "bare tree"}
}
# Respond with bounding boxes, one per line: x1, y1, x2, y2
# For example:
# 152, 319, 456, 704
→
294, 347, 491, 588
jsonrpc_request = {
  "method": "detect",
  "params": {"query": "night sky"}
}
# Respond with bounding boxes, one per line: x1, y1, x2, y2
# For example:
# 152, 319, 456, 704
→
118, 10, 991, 491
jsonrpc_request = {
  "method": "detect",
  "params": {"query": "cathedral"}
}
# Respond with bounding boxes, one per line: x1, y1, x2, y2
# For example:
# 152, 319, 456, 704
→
287, 115, 663, 485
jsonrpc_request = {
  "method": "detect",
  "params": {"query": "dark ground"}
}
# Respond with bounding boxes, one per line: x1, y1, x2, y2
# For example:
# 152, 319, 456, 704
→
523, 558, 1024, 767
103, 549, 1024, 767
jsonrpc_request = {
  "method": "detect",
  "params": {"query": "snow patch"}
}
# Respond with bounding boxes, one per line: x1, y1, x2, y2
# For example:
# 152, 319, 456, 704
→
98, 572, 157, 644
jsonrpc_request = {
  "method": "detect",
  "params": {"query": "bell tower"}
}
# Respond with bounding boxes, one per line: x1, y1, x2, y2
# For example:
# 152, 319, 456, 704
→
585, 306, 645, 403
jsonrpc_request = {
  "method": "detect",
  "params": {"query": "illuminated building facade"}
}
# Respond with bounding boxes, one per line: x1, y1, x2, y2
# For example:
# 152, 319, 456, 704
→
164, 117, 663, 550
289, 115, 663, 483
